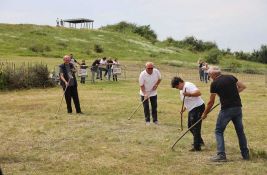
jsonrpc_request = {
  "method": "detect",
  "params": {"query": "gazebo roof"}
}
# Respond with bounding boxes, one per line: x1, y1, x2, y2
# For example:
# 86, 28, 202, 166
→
63, 18, 94, 23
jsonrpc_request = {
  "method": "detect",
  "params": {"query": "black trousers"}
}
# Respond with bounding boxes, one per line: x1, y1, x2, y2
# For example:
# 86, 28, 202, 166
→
141, 95, 158, 122
80, 76, 86, 84
64, 86, 81, 113
188, 103, 205, 149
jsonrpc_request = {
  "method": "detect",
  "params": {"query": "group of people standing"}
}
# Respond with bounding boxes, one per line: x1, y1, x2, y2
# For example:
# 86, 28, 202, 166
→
56, 18, 64, 27
61, 54, 121, 84
140, 62, 249, 162
198, 59, 209, 83
91, 57, 120, 83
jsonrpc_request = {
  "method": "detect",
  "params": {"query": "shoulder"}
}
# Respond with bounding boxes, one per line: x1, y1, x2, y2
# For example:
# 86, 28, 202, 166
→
185, 82, 196, 88
154, 68, 160, 73
69, 63, 74, 68
185, 82, 198, 90
59, 64, 65, 68
139, 70, 146, 76
153, 68, 161, 76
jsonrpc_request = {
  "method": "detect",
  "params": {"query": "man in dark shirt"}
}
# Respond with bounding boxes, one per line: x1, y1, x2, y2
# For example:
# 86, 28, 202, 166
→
202, 66, 249, 162
91, 59, 100, 83
59, 55, 82, 114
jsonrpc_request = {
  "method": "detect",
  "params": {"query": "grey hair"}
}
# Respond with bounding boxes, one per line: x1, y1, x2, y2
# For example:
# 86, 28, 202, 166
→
145, 62, 154, 67
207, 66, 221, 74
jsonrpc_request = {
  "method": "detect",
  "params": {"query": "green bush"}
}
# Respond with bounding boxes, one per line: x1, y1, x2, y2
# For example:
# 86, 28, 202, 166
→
100, 21, 157, 43
29, 44, 51, 53
205, 49, 221, 64
94, 44, 104, 53
0, 62, 55, 90
57, 42, 68, 49
0, 71, 8, 90
227, 60, 242, 72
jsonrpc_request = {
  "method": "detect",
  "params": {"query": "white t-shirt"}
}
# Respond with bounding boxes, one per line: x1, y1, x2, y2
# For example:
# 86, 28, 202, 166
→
180, 82, 204, 111
139, 68, 161, 97
99, 59, 107, 68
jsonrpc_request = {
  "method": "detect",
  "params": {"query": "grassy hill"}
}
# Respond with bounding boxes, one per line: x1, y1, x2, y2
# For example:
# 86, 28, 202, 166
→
0, 24, 265, 70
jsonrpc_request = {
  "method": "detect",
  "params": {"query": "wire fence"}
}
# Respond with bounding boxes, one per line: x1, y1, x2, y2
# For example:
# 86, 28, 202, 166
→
51, 63, 266, 86
1, 61, 265, 87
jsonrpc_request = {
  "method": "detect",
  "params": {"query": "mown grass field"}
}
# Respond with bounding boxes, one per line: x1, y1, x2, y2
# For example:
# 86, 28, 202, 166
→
0, 59, 266, 174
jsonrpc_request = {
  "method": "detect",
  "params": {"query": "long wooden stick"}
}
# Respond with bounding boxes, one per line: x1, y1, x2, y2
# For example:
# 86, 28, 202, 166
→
54, 80, 70, 118
128, 97, 148, 120
171, 103, 220, 150
180, 88, 186, 131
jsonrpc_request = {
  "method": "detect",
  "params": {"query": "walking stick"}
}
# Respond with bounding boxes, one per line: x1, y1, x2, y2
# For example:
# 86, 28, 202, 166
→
171, 103, 220, 150
54, 80, 70, 118
180, 88, 186, 131
128, 97, 148, 120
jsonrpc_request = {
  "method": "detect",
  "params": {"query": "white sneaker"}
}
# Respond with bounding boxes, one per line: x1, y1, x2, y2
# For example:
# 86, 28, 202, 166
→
145, 122, 150, 126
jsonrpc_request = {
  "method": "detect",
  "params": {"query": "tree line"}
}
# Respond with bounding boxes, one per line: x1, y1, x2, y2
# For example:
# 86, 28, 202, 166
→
101, 21, 266, 64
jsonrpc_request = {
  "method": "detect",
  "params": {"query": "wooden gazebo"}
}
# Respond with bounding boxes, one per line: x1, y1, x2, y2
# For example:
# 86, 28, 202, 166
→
63, 18, 94, 29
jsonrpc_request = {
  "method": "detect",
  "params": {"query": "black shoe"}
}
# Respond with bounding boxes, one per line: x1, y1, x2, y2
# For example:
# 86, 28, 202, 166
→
189, 147, 201, 152
210, 154, 227, 162
192, 143, 205, 147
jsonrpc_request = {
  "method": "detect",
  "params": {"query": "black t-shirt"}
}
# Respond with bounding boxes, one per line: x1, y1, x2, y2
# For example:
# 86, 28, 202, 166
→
92, 60, 100, 67
210, 75, 242, 109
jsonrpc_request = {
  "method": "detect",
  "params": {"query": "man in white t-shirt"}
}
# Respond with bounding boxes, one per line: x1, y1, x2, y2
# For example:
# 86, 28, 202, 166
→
171, 76, 205, 151
99, 57, 107, 80
139, 62, 161, 125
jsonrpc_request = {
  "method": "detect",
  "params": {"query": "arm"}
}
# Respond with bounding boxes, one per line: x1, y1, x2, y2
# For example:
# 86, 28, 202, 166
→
184, 89, 201, 97
237, 81, 246, 93
140, 85, 149, 99
202, 93, 216, 119
60, 73, 68, 86
152, 79, 161, 90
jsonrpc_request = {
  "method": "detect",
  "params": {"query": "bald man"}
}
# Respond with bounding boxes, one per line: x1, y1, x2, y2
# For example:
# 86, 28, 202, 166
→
202, 66, 249, 162
59, 55, 82, 114
139, 62, 161, 125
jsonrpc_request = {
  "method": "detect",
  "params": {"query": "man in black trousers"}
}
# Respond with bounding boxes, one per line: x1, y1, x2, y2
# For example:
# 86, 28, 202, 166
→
59, 55, 83, 114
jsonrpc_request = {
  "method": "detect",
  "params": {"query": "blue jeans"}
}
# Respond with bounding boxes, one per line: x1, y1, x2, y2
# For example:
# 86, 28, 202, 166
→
199, 69, 204, 81
215, 107, 249, 158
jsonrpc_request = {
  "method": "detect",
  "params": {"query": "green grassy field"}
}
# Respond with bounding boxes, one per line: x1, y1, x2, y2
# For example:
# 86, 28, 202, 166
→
0, 59, 266, 174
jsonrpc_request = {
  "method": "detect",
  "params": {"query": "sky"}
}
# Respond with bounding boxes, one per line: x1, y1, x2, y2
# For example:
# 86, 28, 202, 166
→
0, 0, 266, 52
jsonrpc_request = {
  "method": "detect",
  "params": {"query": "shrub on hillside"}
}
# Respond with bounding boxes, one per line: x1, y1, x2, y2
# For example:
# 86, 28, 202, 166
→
0, 63, 55, 90
29, 44, 51, 53
57, 42, 68, 49
162, 36, 217, 52
205, 49, 221, 64
94, 44, 104, 53
234, 45, 267, 64
100, 21, 157, 43
227, 60, 242, 73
